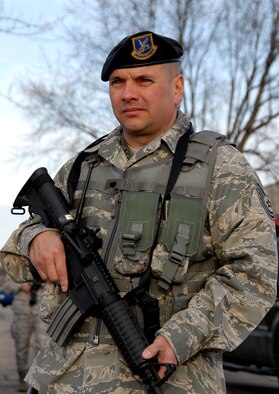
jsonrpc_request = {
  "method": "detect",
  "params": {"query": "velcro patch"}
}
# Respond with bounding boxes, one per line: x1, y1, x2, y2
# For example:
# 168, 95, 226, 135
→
256, 183, 275, 220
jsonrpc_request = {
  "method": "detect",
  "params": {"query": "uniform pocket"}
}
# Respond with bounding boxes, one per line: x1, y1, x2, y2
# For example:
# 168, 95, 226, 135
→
151, 193, 204, 284
114, 191, 161, 275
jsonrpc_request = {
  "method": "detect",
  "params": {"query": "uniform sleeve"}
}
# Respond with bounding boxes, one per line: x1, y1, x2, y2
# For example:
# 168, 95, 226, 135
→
2, 272, 22, 293
157, 144, 278, 364
0, 157, 75, 283
0, 218, 46, 282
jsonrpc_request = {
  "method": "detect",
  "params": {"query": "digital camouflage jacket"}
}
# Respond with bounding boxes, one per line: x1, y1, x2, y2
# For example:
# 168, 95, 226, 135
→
0, 113, 277, 393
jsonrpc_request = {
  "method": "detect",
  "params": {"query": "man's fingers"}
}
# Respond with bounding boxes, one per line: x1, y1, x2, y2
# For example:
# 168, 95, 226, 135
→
142, 344, 158, 359
142, 336, 178, 380
29, 231, 68, 292
55, 258, 68, 292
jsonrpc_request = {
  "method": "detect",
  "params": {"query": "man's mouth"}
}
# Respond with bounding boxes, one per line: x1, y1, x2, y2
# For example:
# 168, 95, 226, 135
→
123, 107, 143, 113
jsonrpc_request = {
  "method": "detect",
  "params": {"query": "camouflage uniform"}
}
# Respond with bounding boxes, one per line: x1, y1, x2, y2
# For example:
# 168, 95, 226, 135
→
2, 274, 48, 391
0, 113, 277, 393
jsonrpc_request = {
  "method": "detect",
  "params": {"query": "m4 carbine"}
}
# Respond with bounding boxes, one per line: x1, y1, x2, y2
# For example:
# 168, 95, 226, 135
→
11, 167, 176, 394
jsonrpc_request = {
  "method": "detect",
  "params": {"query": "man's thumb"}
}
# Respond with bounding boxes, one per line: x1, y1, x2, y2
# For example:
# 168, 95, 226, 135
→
142, 344, 158, 359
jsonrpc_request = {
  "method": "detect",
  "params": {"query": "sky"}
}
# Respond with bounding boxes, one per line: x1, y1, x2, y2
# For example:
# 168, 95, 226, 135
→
0, 1, 65, 246
0, 1, 276, 248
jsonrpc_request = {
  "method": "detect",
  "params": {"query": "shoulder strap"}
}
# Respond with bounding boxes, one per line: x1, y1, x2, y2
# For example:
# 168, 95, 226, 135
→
156, 129, 233, 292
139, 123, 194, 291
67, 134, 108, 206
164, 123, 194, 198
66, 123, 195, 207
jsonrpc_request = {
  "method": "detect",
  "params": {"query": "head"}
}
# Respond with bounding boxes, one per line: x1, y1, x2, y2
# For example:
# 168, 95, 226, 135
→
101, 31, 184, 147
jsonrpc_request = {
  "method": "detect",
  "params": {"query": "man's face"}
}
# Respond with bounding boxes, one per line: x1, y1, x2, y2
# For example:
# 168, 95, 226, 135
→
109, 63, 184, 147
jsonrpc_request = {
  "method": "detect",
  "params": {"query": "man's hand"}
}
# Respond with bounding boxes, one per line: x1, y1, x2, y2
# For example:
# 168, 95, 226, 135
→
29, 231, 68, 292
20, 283, 32, 293
142, 335, 178, 379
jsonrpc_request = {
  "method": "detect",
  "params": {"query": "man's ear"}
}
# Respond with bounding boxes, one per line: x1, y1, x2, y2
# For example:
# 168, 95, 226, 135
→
173, 74, 184, 105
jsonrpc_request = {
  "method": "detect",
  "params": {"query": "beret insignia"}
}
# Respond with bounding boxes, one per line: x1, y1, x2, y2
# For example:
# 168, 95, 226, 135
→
131, 33, 158, 60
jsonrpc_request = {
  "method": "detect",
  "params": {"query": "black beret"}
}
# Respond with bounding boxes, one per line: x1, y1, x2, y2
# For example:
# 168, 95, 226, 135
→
101, 31, 183, 81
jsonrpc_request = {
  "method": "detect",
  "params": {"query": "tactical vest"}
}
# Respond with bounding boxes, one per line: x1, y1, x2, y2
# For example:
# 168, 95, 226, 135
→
68, 130, 231, 287
66, 130, 233, 344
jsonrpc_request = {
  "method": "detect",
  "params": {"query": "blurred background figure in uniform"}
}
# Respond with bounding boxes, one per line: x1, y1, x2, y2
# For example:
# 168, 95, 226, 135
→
276, 216, 279, 294
2, 274, 47, 392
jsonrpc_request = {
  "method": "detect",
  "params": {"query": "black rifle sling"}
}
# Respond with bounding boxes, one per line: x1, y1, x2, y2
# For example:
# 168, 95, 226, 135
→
138, 122, 193, 291
67, 134, 108, 207
66, 125, 193, 342
68, 124, 192, 223
127, 123, 193, 342
164, 122, 194, 199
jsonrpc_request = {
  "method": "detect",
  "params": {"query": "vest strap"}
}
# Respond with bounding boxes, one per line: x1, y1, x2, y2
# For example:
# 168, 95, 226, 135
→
157, 224, 190, 291
122, 223, 144, 256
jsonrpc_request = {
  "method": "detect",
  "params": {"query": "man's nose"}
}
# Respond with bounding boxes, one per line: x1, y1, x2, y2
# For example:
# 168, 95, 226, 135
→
121, 81, 138, 101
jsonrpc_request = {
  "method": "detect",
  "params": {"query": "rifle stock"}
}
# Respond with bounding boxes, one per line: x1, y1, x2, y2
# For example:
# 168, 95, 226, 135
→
12, 167, 176, 393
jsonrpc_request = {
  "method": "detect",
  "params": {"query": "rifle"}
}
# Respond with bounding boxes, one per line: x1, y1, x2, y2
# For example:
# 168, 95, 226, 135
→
11, 167, 176, 393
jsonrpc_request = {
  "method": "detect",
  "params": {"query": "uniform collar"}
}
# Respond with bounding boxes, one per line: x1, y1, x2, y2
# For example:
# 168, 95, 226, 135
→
160, 111, 191, 154
85, 111, 191, 160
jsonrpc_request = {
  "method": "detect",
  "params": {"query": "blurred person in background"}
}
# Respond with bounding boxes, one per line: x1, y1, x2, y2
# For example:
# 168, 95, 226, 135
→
276, 216, 279, 293
3, 274, 47, 392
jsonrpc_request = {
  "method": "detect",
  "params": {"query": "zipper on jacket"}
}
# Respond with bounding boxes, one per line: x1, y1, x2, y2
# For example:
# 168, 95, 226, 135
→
92, 192, 123, 345
103, 192, 122, 271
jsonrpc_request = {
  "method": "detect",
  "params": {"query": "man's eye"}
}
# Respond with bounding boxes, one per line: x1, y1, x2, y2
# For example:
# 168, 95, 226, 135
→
140, 78, 152, 84
111, 79, 122, 85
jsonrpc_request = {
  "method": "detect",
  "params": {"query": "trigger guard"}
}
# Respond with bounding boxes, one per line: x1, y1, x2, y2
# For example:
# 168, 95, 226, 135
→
159, 362, 177, 384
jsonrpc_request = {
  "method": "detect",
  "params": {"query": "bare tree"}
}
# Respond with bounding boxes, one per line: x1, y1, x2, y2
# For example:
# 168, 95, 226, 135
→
0, 0, 58, 35
6, 0, 279, 181
217, 0, 279, 179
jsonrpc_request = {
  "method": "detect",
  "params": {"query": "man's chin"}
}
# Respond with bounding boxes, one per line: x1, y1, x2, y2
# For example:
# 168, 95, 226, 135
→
122, 123, 147, 134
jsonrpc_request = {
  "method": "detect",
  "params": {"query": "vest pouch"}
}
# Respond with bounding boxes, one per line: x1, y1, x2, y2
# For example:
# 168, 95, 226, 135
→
164, 192, 203, 256
115, 191, 161, 275
152, 192, 204, 285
